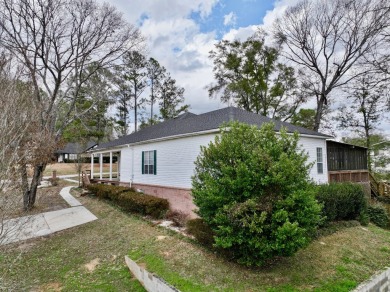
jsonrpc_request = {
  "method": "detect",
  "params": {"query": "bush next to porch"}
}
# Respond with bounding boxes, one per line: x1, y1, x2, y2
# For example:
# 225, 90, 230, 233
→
86, 184, 133, 200
86, 184, 169, 219
117, 192, 169, 219
315, 182, 368, 225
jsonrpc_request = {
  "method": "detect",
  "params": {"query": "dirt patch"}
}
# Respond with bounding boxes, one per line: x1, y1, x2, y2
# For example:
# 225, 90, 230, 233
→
84, 258, 100, 272
156, 235, 168, 241
5, 185, 71, 219
33, 282, 62, 292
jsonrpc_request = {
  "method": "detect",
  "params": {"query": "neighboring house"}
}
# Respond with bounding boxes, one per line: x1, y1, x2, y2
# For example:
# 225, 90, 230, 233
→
88, 107, 332, 215
56, 141, 97, 163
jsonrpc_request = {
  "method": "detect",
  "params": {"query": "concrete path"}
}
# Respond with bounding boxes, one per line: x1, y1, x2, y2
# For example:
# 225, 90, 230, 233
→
1, 186, 97, 246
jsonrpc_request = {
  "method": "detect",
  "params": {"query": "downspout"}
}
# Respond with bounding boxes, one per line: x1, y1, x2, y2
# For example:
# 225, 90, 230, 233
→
131, 145, 134, 188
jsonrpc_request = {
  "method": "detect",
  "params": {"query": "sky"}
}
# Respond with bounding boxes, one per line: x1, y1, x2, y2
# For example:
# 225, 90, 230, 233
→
104, 0, 389, 137
105, 0, 293, 114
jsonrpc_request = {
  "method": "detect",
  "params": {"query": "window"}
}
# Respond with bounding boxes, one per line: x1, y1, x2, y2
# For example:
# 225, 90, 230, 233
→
142, 150, 156, 175
317, 147, 323, 174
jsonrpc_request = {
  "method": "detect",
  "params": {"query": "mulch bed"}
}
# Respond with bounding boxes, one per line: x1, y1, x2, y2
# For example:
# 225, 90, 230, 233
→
5, 185, 70, 219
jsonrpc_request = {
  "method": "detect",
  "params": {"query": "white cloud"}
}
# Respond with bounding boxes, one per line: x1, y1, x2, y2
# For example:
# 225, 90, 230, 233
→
100, 0, 318, 118
223, 12, 237, 26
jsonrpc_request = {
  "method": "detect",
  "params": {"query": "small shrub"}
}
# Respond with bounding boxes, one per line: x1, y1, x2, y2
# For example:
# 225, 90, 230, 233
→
165, 210, 189, 227
186, 218, 215, 247
316, 183, 367, 224
377, 196, 390, 204
116, 191, 169, 219
86, 184, 168, 219
47, 178, 59, 186
368, 202, 389, 228
86, 184, 133, 200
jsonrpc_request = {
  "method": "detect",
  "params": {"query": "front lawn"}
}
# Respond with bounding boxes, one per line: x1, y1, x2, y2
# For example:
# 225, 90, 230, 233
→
1, 186, 389, 291
43, 163, 116, 176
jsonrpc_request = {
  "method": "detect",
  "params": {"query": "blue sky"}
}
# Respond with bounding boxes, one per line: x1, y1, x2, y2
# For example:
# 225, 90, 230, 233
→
192, 0, 275, 38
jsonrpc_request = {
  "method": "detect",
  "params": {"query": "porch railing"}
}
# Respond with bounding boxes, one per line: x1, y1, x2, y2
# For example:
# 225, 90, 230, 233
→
328, 170, 369, 183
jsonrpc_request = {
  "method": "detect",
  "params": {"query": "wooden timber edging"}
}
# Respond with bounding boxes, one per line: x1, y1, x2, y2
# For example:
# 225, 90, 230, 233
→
125, 256, 180, 292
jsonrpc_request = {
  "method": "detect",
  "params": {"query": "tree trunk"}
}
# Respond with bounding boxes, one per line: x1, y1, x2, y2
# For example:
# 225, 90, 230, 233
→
313, 94, 326, 132
365, 126, 372, 172
134, 86, 138, 132
150, 79, 154, 124
23, 164, 45, 211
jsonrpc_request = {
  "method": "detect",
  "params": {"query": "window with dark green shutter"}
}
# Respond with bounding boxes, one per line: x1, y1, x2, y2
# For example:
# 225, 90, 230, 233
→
317, 147, 323, 174
142, 150, 156, 175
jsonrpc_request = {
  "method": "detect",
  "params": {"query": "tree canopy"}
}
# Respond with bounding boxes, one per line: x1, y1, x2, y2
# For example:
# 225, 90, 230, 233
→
208, 32, 304, 121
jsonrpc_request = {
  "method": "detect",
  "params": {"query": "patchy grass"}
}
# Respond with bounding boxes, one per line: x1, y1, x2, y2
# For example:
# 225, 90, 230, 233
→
1, 190, 390, 291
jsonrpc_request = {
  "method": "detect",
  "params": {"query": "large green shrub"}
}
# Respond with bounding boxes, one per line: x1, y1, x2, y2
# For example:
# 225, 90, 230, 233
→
192, 122, 322, 266
315, 183, 367, 224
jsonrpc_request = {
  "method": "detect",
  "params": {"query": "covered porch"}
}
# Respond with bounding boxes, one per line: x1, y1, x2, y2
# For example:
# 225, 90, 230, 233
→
87, 151, 121, 184
327, 141, 369, 183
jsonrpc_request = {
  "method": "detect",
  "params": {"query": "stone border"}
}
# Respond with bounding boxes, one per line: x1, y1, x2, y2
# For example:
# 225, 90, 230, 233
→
354, 267, 390, 292
125, 256, 180, 292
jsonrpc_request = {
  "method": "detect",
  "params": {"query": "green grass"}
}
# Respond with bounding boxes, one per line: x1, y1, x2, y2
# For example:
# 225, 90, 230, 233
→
1, 187, 390, 291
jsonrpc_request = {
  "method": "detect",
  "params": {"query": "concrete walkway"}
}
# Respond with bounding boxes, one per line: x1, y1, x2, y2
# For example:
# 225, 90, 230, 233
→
1, 186, 97, 246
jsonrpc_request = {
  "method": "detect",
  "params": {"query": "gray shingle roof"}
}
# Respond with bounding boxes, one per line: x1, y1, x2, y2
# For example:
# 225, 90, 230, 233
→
94, 107, 331, 151
57, 141, 97, 154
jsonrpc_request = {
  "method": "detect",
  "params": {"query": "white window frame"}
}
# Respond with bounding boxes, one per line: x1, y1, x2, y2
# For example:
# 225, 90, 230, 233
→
143, 150, 155, 175
317, 147, 324, 174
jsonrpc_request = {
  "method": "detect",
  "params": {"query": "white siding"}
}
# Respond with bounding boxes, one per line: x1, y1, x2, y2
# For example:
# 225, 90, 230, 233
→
118, 133, 328, 189
120, 133, 217, 189
298, 137, 328, 184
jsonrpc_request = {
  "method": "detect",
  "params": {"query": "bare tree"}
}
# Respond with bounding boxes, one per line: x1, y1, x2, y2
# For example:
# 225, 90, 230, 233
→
274, 0, 390, 131
0, 0, 144, 210
0, 53, 37, 245
337, 73, 389, 170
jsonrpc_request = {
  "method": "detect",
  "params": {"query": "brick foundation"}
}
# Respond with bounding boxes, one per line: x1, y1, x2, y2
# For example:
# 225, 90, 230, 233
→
131, 183, 198, 219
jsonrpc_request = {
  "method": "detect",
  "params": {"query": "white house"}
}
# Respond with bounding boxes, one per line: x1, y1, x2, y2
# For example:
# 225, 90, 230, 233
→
88, 107, 331, 216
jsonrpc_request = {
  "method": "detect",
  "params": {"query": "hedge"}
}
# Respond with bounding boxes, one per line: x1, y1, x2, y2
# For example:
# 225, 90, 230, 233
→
86, 184, 133, 200
367, 202, 389, 228
86, 184, 169, 219
316, 182, 367, 224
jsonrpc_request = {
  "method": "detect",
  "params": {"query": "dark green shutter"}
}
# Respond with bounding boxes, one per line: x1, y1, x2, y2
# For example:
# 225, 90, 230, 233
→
141, 151, 144, 174
154, 150, 157, 175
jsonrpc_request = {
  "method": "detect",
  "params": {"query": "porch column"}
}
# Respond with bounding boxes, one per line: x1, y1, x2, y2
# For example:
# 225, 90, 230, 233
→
99, 153, 103, 179
90, 154, 94, 179
109, 151, 113, 180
